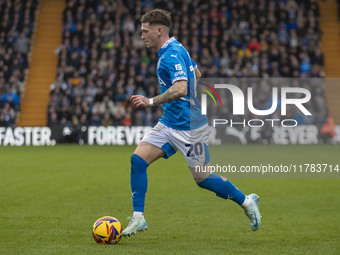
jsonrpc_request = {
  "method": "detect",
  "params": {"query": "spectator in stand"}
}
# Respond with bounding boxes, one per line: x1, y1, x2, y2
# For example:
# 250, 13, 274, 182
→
122, 112, 132, 126
0, 0, 39, 127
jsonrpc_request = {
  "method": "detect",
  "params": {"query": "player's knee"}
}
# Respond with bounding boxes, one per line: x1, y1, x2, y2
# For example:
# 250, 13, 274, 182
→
191, 166, 211, 183
130, 153, 140, 165
194, 177, 207, 184
130, 153, 148, 172
197, 175, 227, 182
195, 175, 210, 188
196, 174, 227, 188
130, 154, 136, 164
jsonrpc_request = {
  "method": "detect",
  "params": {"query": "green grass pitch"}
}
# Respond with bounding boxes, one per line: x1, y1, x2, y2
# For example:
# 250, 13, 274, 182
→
0, 145, 339, 255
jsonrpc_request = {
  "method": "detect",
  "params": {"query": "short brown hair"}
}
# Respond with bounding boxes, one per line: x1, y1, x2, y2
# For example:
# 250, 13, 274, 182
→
140, 9, 172, 28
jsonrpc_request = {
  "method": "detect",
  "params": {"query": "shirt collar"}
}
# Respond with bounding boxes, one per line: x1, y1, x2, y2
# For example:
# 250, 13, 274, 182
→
159, 37, 176, 54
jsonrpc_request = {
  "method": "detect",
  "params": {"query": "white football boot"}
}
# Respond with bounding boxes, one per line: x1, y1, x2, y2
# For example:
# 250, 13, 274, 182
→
244, 193, 262, 231
121, 216, 148, 237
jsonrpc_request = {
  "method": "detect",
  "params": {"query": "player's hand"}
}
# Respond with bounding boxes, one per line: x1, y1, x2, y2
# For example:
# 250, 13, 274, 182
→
130, 95, 150, 108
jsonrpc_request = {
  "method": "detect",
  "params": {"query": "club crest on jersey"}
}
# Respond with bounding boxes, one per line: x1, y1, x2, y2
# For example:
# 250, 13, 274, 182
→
175, 64, 182, 70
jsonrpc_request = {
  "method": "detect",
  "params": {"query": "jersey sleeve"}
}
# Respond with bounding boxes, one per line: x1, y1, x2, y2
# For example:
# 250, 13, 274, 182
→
160, 52, 188, 84
191, 58, 197, 70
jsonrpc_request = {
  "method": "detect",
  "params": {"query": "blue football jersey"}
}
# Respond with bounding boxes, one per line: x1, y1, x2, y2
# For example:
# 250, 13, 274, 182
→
156, 37, 207, 130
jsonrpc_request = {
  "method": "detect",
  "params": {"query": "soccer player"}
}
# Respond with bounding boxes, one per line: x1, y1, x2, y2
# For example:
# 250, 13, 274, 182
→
121, 9, 261, 236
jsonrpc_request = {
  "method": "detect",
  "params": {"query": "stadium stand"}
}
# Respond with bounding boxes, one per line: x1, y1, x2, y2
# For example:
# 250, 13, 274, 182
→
46, 0, 329, 133
1, 0, 331, 135
0, 0, 39, 127
18, 0, 65, 127
319, 0, 340, 124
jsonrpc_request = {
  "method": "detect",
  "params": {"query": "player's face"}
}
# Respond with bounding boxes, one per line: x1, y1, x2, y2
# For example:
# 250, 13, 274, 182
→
141, 23, 159, 49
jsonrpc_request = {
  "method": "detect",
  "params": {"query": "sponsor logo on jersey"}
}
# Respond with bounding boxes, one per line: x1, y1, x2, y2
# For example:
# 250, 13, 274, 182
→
175, 70, 186, 76
175, 64, 182, 70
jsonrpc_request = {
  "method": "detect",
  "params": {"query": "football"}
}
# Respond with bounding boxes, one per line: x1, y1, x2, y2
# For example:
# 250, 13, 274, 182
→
92, 216, 123, 244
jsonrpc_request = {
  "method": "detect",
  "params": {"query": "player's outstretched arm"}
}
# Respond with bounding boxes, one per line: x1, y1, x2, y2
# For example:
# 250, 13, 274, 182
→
152, 80, 187, 105
130, 80, 187, 108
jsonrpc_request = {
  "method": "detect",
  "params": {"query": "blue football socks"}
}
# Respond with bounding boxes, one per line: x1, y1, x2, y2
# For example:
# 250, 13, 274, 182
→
130, 155, 246, 211
197, 173, 246, 205
130, 154, 149, 213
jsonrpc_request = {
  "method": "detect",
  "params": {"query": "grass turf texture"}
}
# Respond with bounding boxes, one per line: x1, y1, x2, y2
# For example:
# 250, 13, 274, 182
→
0, 145, 339, 255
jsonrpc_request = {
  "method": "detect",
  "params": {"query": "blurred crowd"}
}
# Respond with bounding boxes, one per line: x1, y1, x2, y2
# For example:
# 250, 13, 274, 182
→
0, 0, 329, 130
48, 0, 327, 130
0, 0, 39, 127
